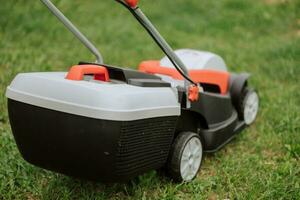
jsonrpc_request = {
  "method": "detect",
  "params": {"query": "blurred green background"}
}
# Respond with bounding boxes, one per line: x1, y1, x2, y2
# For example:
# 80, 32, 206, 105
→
0, 0, 299, 199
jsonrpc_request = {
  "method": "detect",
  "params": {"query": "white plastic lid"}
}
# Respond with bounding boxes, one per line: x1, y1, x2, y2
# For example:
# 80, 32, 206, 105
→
6, 72, 180, 121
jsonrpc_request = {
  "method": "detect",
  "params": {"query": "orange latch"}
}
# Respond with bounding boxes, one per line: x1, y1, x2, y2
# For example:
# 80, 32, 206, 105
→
188, 85, 200, 102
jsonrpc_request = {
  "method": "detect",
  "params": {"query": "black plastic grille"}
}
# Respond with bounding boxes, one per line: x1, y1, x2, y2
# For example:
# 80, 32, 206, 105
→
116, 117, 177, 176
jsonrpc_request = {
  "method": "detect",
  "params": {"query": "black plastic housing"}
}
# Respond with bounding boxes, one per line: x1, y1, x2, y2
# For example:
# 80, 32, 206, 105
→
8, 99, 178, 182
176, 90, 246, 152
7, 73, 250, 181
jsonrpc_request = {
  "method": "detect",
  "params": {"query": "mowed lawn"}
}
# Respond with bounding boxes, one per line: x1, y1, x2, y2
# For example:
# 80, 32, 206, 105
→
0, 0, 299, 199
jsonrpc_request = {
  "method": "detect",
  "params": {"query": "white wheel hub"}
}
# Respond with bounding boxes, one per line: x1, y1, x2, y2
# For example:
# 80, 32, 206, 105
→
244, 91, 259, 125
180, 137, 203, 181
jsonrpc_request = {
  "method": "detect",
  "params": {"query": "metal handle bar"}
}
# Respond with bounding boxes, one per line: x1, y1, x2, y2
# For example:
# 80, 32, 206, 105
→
115, 0, 195, 86
40, 0, 104, 64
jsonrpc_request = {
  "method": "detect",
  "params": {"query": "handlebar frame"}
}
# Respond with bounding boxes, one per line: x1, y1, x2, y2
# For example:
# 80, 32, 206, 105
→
40, 0, 197, 99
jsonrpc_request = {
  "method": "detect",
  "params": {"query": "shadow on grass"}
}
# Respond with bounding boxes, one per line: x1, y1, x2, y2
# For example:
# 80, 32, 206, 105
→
40, 169, 173, 200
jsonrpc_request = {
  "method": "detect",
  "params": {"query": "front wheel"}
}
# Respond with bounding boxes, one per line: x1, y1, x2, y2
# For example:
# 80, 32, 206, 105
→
167, 132, 203, 182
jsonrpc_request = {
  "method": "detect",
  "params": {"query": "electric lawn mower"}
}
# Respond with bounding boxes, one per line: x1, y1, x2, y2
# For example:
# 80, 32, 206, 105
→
6, 0, 259, 182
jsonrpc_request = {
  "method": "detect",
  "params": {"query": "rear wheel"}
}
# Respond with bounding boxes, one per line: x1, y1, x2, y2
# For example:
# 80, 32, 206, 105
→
239, 88, 259, 125
167, 132, 203, 182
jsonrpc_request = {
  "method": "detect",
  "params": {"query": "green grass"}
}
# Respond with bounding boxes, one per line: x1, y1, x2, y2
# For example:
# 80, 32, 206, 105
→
0, 0, 300, 199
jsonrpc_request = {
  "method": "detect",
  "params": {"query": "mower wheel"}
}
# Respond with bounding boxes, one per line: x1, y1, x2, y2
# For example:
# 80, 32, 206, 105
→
167, 132, 203, 182
239, 88, 259, 125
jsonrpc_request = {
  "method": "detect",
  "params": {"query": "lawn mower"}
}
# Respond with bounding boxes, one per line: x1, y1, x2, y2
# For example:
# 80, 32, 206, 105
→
6, 0, 259, 182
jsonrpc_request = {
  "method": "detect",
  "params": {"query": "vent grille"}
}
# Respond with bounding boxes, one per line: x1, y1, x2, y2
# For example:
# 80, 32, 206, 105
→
116, 117, 177, 176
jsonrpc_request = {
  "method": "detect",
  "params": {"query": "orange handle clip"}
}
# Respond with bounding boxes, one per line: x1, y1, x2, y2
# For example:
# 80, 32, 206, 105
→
188, 85, 200, 102
66, 65, 110, 82
125, 0, 138, 8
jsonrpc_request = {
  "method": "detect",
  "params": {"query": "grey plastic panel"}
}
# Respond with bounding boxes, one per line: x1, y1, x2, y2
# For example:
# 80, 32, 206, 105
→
6, 72, 180, 121
160, 49, 228, 72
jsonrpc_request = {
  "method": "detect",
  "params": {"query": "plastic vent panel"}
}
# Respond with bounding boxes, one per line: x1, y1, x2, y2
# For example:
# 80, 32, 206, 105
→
116, 117, 177, 176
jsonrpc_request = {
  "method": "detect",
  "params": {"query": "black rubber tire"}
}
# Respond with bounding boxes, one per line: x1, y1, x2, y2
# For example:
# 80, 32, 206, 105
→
237, 87, 251, 120
167, 132, 203, 182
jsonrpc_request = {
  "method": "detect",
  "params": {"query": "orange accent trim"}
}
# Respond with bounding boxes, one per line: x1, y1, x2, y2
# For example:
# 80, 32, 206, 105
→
139, 61, 182, 79
188, 85, 199, 101
125, 0, 138, 8
138, 60, 229, 94
66, 65, 110, 81
189, 69, 229, 95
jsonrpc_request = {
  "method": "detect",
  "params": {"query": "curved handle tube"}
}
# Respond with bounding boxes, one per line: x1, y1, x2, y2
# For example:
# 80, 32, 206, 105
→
40, 0, 104, 64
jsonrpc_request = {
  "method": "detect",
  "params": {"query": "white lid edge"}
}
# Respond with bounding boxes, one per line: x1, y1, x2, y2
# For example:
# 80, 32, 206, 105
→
6, 87, 181, 121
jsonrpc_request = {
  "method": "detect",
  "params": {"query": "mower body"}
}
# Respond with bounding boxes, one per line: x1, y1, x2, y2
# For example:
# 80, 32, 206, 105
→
6, 54, 250, 182
6, 0, 258, 183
